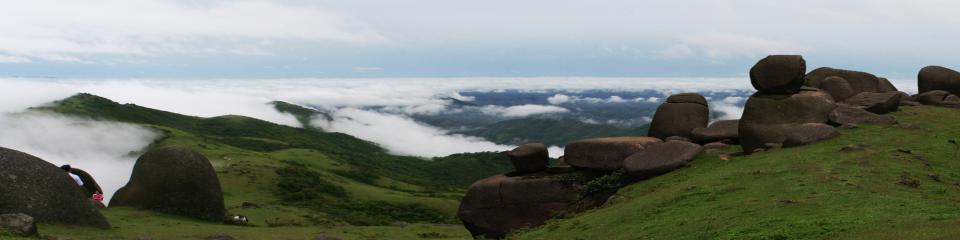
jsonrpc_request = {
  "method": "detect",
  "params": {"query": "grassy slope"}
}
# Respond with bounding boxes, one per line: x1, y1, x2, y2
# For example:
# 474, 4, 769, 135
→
463, 118, 650, 146
517, 106, 960, 240
24, 94, 517, 239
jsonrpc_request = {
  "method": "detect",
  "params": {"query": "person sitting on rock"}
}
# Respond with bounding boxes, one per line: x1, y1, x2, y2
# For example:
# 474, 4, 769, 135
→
60, 164, 84, 186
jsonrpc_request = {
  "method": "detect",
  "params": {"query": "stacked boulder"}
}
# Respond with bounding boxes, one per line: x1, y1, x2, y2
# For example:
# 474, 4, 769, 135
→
740, 55, 840, 153
0, 147, 110, 228
460, 136, 705, 237
110, 147, 225, 221
648, 93, 709, 140
916, 66, 960, 107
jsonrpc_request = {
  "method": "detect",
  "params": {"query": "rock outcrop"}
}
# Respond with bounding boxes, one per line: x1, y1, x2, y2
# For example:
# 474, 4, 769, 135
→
919, 66, 960, 95
828, 105, 896, 125
820, 76, 856, 102
623, 140, 703, 179
110, 147, 225, 221
805, 67, 882, 93
648, 93, 709, 140
741, 56, 839, 153
563, 137, 662, 170
842, 92, 901, 114
691, 120, 739, 144
507, 143, 549, 173
458, 171, 608, 239
0, 147, 110, 228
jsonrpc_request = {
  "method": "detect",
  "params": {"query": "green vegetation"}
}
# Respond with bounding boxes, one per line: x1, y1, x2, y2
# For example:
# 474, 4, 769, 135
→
271, 100, 331, 129
28, 93, 518, 239
463, 118, 649, 146
516, 106, 960, 240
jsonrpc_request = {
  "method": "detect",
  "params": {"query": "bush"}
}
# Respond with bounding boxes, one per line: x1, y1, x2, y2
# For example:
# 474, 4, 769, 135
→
274, 166, 348, 201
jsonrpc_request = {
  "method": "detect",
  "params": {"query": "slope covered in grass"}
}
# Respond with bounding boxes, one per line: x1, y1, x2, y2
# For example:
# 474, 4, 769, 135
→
516, 106, 960, 239
20, 93, 519, 239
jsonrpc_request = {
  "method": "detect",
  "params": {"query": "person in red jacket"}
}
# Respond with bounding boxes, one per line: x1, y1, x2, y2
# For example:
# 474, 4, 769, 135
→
91, 190, 104, 203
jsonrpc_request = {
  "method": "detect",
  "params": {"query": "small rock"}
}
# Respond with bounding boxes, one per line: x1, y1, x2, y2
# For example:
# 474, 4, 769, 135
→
899, 172, 920, 188
665, 136, 692, 142
315, 235, 343, 240
241, 202, 261, 209
839, 123, 859, 129
506, 143, 549, 174
840, 143, 867, 152
897, 148, 913, 154
0, 213, 38, 237
703, 142, 728, 150
764, 143, 783, 149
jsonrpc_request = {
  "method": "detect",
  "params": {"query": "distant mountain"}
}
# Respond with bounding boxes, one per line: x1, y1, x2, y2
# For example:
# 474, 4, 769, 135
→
460, 117, 650, 146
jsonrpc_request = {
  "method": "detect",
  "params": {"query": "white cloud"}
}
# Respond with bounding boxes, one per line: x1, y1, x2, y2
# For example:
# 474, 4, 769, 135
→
709, 96, 747, 121
0, 112, 159, 202
0, 55, 32, 63
315, 108, 528, 157
546, 94, 664, 105
479, 104, 570, 118
0, 0, 385, 62
547, 94, 572, 105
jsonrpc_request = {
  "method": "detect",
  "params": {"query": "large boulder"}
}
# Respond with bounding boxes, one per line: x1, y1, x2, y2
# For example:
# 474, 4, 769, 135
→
458, 172, 606, 238
918, 66, 960, 95
507, 143, 549, 174
0, 213, 37, 237
648, 93, 709, 140
749, 55, 807, 94
842, 92, 901, 114
71, 168, 103, 196
0, 147, 110, 228
623, 141, 704, 179
805, 67, 881, 93
915, 90, 953, 105
820, 76, 856, 102
563, 137, 662, 170
877, 77, 899, 92
690, 120, 739, 144
110, 147, 225, 221
828, 105, 896, 125
739, 89, 838, 153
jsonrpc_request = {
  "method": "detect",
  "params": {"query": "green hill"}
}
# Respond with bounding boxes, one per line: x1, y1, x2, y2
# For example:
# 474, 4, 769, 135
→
27, 93, 515, 239
515, 106, 960, 240
462, 118, 649, 146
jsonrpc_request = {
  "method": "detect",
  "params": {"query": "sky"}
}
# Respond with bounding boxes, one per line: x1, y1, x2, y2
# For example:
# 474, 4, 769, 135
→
1, 0, 960, 78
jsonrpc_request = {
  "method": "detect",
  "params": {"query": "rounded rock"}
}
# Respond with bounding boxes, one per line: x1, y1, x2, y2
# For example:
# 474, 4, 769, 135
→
563, 137, 662, 170
623, 141, 704, 179
749, 55, 807, 94
507, 143, 549, 174
918, 66, 960, 95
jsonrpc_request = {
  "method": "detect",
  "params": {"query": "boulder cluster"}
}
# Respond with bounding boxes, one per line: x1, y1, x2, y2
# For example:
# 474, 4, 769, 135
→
459, 54, 960, 238
1, 145, 226, 232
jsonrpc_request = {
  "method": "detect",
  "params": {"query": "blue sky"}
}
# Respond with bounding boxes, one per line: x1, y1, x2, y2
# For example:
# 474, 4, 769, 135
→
1, 0, 959, 78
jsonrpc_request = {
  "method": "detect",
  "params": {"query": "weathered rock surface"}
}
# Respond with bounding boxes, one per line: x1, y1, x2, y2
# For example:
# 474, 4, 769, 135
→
0, 147, 110, 228
507, 143, 549, 173
842, 91, 901, 114
458, 172, 606, 238
782, 123, 840, 147
691, 120, 739, 144
0, 213, 37, 237
749, 55, 807, 94
877, 77, 899, 92
829, 105, 896, 125
564, 137, 662, 170
739, 89, 838, 153
805, 67, 881, 93
915, 90, 958, 106
648, 93, 709, 140
919, 66, 960, 95
820, 76, 856, 102
110, 147, 225, 221
623, 141, 703, 179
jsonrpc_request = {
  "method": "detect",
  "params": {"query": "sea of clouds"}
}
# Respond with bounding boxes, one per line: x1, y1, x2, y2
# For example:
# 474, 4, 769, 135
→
0, 77, 918, 201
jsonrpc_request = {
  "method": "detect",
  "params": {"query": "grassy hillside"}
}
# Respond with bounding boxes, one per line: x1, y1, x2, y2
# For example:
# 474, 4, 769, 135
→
516, 106, 960, 240
24, 93, 517, 239
462, 118, 649, 146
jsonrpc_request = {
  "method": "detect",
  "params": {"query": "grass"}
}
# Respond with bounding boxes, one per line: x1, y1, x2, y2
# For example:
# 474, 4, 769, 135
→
516, 106, 960, 240
34, 207, 470, 240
